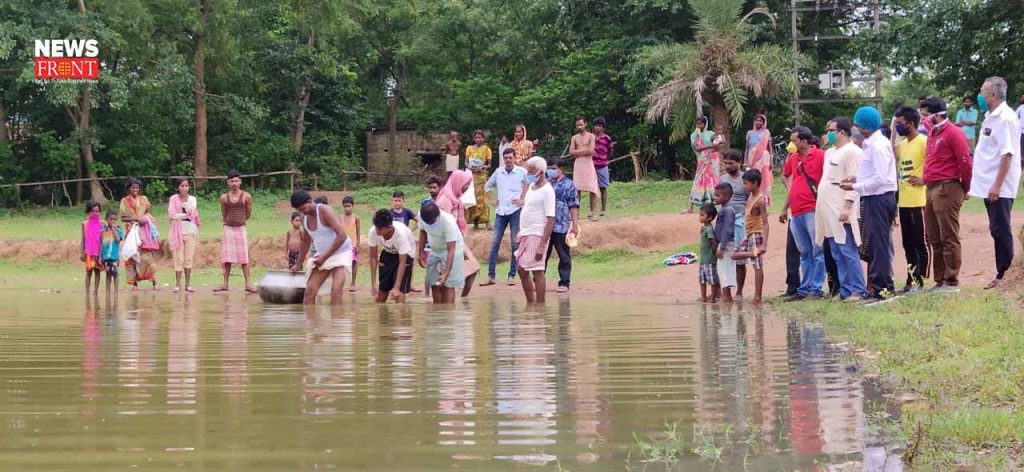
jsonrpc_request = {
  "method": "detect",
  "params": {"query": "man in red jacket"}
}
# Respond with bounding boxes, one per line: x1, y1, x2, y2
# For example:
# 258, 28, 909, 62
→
921, 97, 973, 292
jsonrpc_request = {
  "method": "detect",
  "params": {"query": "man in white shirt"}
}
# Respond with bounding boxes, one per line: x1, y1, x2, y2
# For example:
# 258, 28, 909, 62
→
1015, 94, 1024, 168
483, 148, 529, 286
368, 209, 416, 304
970, 76, 1022, 289
515, 156, 556, 304
841, 106, 899, 300
815, 117, 868, 301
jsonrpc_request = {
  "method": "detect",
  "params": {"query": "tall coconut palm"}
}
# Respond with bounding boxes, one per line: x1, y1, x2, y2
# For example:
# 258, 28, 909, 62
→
638, 0, 804, 142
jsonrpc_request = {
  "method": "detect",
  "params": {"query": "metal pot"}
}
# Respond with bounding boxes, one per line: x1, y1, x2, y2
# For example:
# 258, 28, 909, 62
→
257, 270, 328, 304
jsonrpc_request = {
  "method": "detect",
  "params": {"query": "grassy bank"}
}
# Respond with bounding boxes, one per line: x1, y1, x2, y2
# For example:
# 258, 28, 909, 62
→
780, 289, 1024, 470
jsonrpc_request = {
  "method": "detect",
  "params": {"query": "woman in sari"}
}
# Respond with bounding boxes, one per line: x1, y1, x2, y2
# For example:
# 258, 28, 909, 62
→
744, 113, 773, 205
687, 116, 720, 213
509, 124, 534, 167
119, 178, 160, 290
434, 170, 481, 296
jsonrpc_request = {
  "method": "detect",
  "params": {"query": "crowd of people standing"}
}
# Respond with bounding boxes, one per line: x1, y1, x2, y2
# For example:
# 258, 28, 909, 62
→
77, 77, 1024, 307
693, 76, 1022, 305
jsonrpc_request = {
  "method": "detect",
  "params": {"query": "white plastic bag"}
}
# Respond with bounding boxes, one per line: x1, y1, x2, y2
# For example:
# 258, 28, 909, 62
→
460, 186, 477, 208
120, 224, 141, 263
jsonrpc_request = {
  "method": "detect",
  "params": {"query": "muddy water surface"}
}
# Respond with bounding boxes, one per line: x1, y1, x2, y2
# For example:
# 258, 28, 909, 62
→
0, 294, 901, 470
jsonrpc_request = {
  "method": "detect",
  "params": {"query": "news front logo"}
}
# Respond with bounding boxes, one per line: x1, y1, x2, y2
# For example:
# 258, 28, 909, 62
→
34, 39, 100, 81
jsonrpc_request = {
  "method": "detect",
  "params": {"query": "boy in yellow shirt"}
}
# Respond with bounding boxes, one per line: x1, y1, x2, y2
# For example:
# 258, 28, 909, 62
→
893, 106, 929, 292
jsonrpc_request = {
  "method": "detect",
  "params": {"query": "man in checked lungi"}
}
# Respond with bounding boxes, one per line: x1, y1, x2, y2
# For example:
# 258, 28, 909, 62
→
215, 170, 257, 293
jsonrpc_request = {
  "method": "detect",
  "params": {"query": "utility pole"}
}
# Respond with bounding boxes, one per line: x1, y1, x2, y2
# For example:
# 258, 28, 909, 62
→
789, 0, 884, 123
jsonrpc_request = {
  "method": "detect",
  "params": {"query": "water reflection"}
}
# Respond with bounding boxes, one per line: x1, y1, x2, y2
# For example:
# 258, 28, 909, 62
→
0, 295, 902, 471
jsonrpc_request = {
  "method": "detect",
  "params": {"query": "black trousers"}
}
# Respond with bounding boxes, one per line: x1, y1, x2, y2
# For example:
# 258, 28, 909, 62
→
544, 232, 572, 287
899, 207, 930, 287
862, 192, 897, 296
785, 224, 801, 295
985, 198, 1015, 279
822, 241, 840, 297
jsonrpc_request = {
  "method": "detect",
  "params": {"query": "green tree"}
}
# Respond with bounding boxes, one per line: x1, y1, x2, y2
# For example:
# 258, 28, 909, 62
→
638, 0, 804, 142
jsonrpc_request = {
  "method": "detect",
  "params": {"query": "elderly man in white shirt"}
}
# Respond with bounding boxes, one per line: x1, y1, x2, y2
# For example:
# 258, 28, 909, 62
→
971, 76, 1022, 289
841, 106, 899, 301
482, 148, 529, 286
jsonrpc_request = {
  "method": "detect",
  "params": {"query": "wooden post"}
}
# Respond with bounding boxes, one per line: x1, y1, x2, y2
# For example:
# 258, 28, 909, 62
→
313, 174, 319, 191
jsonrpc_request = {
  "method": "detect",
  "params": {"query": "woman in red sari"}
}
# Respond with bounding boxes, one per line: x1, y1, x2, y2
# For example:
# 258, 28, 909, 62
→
119, 178, 160, 290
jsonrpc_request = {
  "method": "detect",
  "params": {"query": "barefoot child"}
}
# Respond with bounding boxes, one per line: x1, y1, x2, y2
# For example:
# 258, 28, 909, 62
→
698, 203, 720, 303
732, 170, 770, 303
285, 212, 303, 268
390, 191, 419, 292
100, 210, 124, 297
341, 196, 361, 292
593, 117, 614, 217
81, 201, 104, 296
713, 183, 736, 303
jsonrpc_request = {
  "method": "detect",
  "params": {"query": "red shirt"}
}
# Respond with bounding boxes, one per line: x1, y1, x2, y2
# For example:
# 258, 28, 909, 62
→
782, 147, 825, 217
924, 122, 973, 190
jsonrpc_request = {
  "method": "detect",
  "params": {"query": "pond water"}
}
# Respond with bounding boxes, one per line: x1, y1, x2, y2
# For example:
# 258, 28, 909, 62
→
0, 293, 902, 471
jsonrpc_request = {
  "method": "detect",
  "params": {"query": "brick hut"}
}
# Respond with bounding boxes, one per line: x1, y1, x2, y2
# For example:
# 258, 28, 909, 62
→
366, 128, 450, 184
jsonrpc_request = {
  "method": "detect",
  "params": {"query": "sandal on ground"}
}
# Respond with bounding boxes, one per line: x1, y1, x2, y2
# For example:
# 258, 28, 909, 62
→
348, 287, 357, 293
479, 279, 496, 287
213, 286, 229, 293
984, 278, 1002, 290
599, 211, 606, 217
185, 286, 195, 293
507, 277, 517, 286
245, 286, 258, 294
173, 287, 180, 293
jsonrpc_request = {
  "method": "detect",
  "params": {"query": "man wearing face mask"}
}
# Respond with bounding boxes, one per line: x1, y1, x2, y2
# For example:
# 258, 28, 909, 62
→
516, 156, 557, 304
970, 76, 1022, 290
922, 96, 972, 292
815, 117, 868, 301
893, 107, 929, 292
544, 158, 581, 293
840, 107, 898, 301
781, 126, 826, 300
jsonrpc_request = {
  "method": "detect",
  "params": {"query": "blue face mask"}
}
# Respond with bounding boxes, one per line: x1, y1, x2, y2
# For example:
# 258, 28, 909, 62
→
526, 173, 539, 185
976, 93, 988, 112
546, 169, 558, 180
826, 131, 837, 146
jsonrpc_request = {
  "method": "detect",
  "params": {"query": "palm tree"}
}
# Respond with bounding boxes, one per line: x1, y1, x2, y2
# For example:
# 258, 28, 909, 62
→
638, 0, 804, 142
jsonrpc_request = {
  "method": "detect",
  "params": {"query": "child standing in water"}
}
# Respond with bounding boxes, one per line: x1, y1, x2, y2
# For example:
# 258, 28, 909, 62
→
285, 212, 303, 269
732, 169, 770, 304
698, 203, 720, 303
81, 201, 104, 296
713, 183, 736, 303
341, 196, 361, 292
421, 177, 442, 296
100, 210, 124, 297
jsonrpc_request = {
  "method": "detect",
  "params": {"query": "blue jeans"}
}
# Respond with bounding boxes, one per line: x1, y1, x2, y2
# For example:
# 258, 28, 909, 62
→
488, 210, 521, 279
827, 225, 868, 299
790, 212, 825, 296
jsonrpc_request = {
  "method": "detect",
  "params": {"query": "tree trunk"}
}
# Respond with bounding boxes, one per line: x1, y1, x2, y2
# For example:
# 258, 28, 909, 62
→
710, 100, 732, 144
290, 35, 315, 155
79, 85, 107, 204
387, 77, 399, 185
193, 0, 211, 186
0, 96, 8, 142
